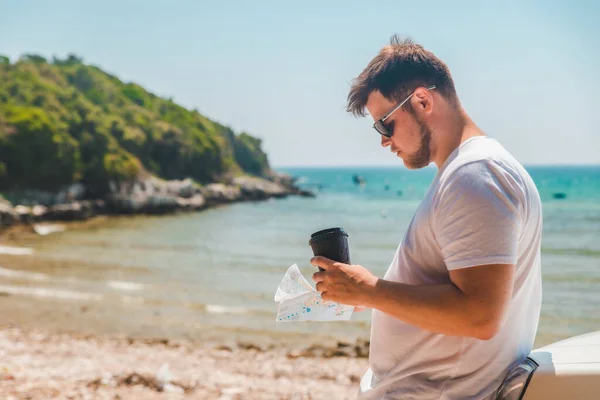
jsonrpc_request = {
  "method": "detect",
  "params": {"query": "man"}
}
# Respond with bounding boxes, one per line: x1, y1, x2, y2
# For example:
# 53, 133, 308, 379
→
311, 36, 543, 399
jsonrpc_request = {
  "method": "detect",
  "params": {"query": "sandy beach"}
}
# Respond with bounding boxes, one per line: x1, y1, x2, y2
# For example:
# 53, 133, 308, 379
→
0, 325, 368, 399
0, 220, 370, 399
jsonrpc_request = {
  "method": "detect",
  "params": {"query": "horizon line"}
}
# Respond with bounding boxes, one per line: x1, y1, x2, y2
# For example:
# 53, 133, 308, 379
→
273, 163, 600, 169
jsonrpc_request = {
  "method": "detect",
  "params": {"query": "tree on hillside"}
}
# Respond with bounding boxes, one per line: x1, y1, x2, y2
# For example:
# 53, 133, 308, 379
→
0, 55, 272, 195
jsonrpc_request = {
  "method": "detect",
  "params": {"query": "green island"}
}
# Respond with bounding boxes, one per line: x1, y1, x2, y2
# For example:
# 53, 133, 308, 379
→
0, 54, 311, 228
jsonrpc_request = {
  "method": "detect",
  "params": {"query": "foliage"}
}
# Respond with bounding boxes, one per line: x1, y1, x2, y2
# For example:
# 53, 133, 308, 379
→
0, 55, 271, 194
234, 133, 270, 177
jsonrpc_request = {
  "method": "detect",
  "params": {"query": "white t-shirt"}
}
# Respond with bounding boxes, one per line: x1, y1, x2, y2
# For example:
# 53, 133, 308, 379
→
359, 136, 543, 400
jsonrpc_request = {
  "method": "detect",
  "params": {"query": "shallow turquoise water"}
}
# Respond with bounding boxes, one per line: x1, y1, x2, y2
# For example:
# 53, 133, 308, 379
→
1, 165, 599, 347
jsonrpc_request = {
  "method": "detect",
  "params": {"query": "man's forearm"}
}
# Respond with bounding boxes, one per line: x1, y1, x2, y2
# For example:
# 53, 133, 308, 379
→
362, 279, 498, 340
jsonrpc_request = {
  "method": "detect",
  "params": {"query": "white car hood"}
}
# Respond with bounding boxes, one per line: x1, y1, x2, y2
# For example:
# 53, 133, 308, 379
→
523, 331, 600, 400
530, 330, 600, 368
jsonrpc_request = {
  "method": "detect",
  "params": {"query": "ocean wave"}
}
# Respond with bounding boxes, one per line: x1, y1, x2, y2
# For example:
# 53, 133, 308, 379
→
0, 266, 49, 281
202, 304, 289, 319
33, 223, 66, 236
542, 247, 600, 257
0, 284, 103, 301
543, 274, 600, 284
122, 296, 145, 304
107, 280, 145, 291
52, 240, 199, 253
205, 304, 251, 315
0, 245, 34, 256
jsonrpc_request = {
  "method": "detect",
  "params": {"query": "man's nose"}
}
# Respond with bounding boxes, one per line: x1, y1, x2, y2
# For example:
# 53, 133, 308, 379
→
381, 135, 392, 148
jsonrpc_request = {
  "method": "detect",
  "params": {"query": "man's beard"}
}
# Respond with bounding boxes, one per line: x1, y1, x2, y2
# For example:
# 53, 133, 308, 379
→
404, 120, 432, 169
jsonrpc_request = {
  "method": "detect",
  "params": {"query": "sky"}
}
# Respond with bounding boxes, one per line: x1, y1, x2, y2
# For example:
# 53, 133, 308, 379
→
2, 0, 599, 167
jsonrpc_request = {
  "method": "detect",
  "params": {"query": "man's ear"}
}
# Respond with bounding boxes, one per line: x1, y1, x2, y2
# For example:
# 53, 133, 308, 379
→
411, 87, 433, 115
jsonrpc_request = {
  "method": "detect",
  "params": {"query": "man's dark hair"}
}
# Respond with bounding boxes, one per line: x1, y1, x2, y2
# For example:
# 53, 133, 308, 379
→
347, 35, 458, 117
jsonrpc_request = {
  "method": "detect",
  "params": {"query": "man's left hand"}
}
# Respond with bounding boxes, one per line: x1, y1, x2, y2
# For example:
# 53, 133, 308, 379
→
311, 256, 378, 306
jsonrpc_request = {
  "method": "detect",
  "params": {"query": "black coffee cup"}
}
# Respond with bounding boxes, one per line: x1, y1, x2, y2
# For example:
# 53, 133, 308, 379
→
309, 227, 351, 271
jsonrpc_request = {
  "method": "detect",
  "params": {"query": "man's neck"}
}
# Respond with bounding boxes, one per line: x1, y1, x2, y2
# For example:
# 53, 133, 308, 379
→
432, 110, 485, 169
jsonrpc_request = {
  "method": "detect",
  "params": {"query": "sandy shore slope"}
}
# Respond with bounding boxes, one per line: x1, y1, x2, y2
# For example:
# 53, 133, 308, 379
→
0, 326, 368, 400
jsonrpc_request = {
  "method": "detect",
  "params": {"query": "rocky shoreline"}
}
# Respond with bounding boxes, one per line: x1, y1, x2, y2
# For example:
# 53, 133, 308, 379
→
0, 173, 314, 230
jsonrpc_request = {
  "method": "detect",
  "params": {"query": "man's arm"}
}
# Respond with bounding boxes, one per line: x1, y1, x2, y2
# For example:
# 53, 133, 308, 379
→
366, 263, 514, 340
312, 161, 524, 339
312, 258, 515, 341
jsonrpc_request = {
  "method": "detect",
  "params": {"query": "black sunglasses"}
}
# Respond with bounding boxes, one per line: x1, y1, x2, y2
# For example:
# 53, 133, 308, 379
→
373, 85, 436, 138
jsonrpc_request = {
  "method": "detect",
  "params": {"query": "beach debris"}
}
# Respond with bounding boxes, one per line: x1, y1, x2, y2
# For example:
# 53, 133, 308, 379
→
214, 344, 233, 352
33, 223, 66, 235
163, 381, 185, 393
156, 363, 184, 393
87, 368, 188, 394
286, 339, 370, 359
0, 366, 14, 380
237, 342, 262, 351
156, 363, 173, 388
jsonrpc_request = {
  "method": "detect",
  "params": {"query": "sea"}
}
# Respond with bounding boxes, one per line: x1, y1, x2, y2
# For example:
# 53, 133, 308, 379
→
0, 165, 599, 348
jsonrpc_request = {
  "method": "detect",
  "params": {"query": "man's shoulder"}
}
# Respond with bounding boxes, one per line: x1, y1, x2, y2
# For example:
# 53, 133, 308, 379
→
440, 137, 524, 187
432, 147, 530, 216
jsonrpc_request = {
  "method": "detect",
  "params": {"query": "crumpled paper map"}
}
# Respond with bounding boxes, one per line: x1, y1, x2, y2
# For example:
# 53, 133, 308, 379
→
274, 264, 354, 322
